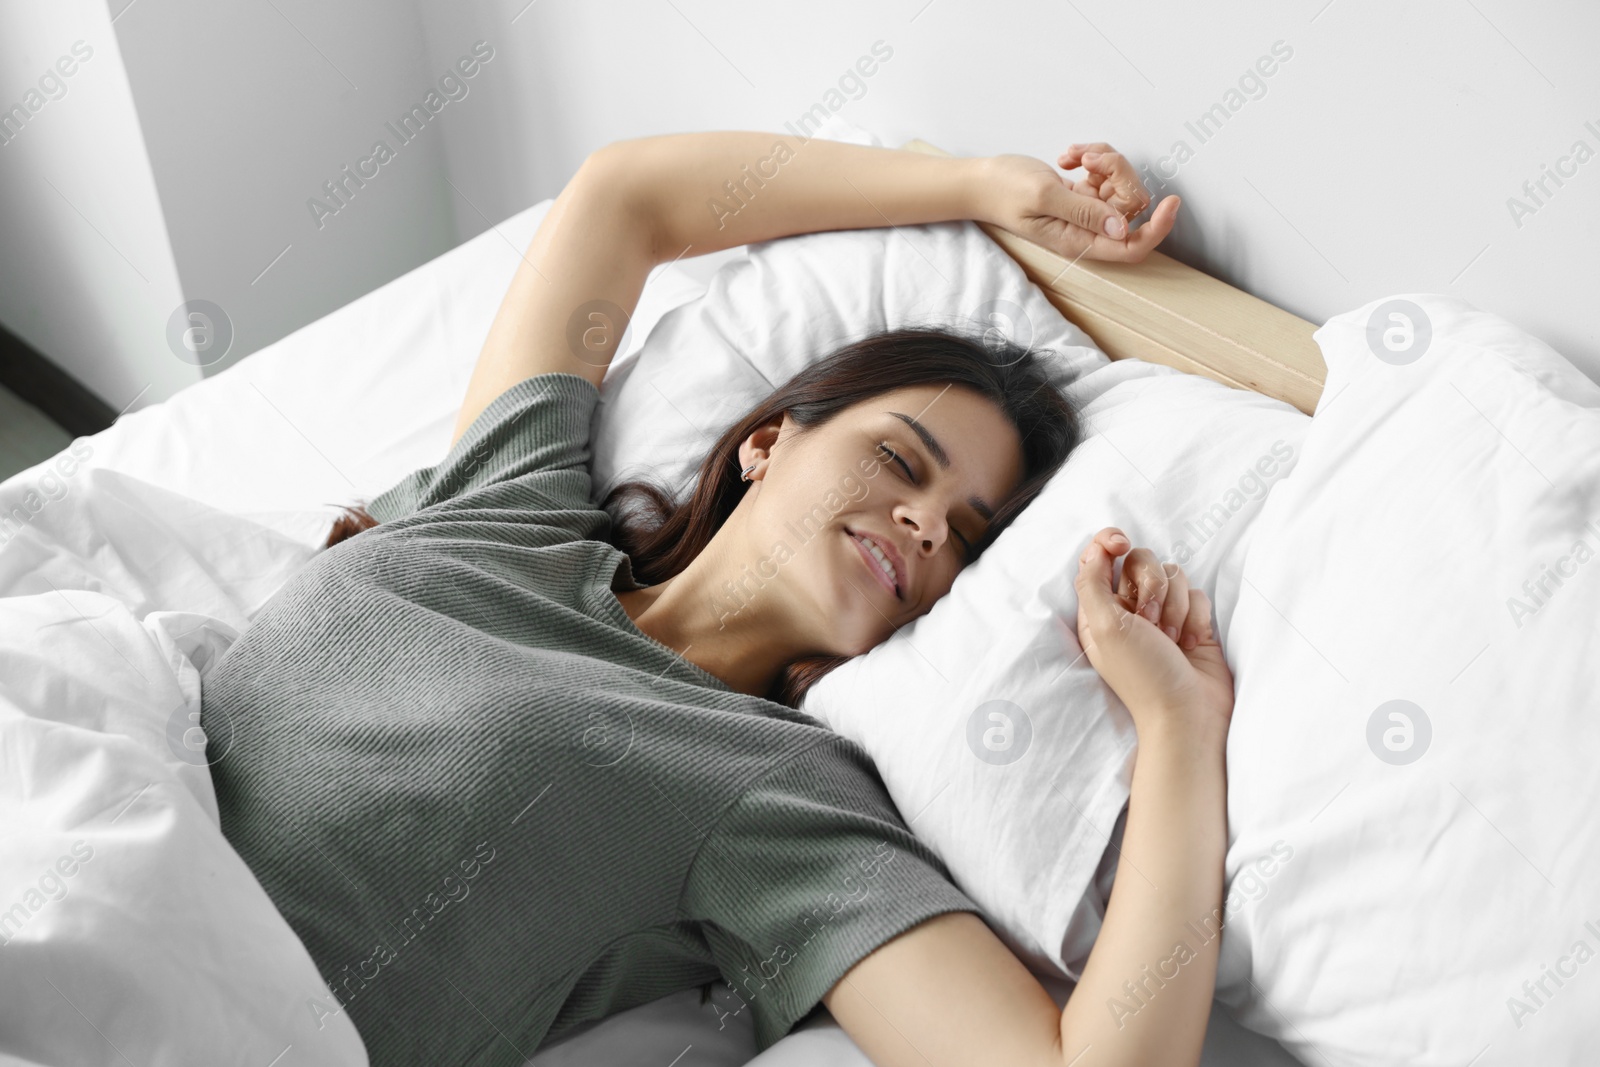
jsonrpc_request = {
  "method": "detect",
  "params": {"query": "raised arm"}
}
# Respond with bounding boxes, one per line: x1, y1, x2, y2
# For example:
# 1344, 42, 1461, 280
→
823, 529, 1234, 1067
451, 132, 972, 445
449, 131, 1176, 445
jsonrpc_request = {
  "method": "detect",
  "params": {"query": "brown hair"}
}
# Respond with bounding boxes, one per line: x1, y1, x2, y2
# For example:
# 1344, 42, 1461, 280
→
325, 504, 379, 546
326, 326, 1082, 708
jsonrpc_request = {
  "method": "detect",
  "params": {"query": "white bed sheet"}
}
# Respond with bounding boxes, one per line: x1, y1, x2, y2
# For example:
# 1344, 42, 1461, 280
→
14, 199, 1302, 1067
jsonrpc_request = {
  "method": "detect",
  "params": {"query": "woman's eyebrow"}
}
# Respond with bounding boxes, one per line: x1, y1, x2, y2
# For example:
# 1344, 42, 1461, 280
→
887, 411, 995, 522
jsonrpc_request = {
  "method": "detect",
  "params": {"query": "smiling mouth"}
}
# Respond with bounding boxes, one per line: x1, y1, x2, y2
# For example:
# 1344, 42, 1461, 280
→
846, 528, 901, 600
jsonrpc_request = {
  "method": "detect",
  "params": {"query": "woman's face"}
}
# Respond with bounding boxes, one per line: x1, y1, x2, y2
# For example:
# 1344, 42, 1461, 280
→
737, 384, 1025, 657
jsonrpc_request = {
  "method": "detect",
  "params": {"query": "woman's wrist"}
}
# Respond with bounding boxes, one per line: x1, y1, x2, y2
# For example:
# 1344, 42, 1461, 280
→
1133, 704, 1230, 766
957, 154, 998, 226
963, 155, 1021, 229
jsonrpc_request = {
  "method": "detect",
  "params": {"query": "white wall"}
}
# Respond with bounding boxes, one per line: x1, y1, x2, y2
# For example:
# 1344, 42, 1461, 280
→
2, 0, 1596, 407
109, 0, 457, 383
432, 0, 1598, 380
0, 0, 193, 412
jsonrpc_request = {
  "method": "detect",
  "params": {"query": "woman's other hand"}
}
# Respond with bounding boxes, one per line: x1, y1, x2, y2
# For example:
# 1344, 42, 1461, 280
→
1070, 527, 1234, 742
979, 145, 1178, 264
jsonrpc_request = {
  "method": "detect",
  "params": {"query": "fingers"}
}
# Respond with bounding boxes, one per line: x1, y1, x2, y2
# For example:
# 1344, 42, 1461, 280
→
1116, 548, 1168, 627
1076, 171, 1108, 201
1095, 195, 1181, 264
1055, 142, 1181, 264
1076, 530, 1201, 647
1056, 142, 1115, 170
1077, 527, 1130, 576
1074, 528, 1132, 630
1084, 152, 1151, 218
1158, 561, 1190, 643
1180, 588, 1215, 652
1061, 148, 1109, 197
1039, 177, 1130, 240
1072, 530, 1213, 650
1058, 144, 1151, 219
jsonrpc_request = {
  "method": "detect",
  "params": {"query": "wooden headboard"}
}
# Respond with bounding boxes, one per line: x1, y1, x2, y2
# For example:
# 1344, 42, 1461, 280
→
902, 140, 1326, 415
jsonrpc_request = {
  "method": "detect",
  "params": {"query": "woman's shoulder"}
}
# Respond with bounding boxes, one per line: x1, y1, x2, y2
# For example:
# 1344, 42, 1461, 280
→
354, 372, 607, 531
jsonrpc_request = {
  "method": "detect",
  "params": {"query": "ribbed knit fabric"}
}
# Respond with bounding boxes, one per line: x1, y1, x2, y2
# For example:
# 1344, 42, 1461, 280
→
203, 373, 978, 1065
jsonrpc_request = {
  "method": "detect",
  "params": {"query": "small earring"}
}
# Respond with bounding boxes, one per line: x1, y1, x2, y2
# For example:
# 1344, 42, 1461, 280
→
740, 463, 757, 482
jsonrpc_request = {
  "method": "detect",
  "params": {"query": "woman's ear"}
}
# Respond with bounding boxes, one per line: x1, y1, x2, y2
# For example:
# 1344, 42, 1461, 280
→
737, 417, 786, 481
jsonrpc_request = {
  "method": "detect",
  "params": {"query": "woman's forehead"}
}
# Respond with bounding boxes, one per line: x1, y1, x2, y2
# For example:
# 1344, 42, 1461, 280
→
856, 383, 995, 423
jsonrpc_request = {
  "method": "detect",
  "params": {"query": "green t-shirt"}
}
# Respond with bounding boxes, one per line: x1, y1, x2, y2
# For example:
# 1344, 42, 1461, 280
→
204, 372, 979, 1066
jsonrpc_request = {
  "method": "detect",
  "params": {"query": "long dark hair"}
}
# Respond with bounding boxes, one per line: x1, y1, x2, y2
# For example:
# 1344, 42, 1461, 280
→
326, 326, 1082, 707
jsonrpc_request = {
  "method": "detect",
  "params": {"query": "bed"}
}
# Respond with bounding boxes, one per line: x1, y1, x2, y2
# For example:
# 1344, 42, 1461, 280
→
3, 123, 1593, 1067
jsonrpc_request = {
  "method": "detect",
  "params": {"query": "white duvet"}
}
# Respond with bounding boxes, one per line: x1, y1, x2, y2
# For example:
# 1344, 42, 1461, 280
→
0, 467, 367, 1066
1215, 294, 1600, 1066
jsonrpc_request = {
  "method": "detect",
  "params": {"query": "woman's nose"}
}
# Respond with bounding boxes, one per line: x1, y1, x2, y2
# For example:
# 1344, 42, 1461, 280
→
897, 507, 945, 553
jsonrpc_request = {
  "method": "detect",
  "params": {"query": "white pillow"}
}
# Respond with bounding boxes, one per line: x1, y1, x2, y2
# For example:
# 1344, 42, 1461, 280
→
590, 130, 1311, 976
1217, 294, 1600, 1064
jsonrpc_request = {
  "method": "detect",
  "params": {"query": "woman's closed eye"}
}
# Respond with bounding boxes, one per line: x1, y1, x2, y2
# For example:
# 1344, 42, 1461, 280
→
876, 441, 974, 560
877, 440, 916, 483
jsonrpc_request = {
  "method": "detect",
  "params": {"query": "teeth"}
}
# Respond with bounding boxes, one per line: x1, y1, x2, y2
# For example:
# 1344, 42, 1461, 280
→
856, 534, 897, 587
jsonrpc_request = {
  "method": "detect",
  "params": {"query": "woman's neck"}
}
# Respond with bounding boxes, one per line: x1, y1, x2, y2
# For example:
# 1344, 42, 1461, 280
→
615, 576, 798, 699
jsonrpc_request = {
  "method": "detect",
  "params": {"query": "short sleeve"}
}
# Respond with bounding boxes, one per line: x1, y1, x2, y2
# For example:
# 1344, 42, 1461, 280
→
365, 373, 603, 526
680, 738, 980, 1052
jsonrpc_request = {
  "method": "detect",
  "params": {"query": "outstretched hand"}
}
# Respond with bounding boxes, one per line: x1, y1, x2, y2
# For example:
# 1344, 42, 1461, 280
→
980, 143, 1179, 264
1070, 527, 1234, 742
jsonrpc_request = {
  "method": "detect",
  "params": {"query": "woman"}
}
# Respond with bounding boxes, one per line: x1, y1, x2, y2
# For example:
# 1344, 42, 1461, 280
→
202, 132, 1233, 1067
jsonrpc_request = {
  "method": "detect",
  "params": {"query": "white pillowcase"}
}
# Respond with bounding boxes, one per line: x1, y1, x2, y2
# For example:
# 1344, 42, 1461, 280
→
1217, 294, 1600, 1065
589, 133, 1311, 975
